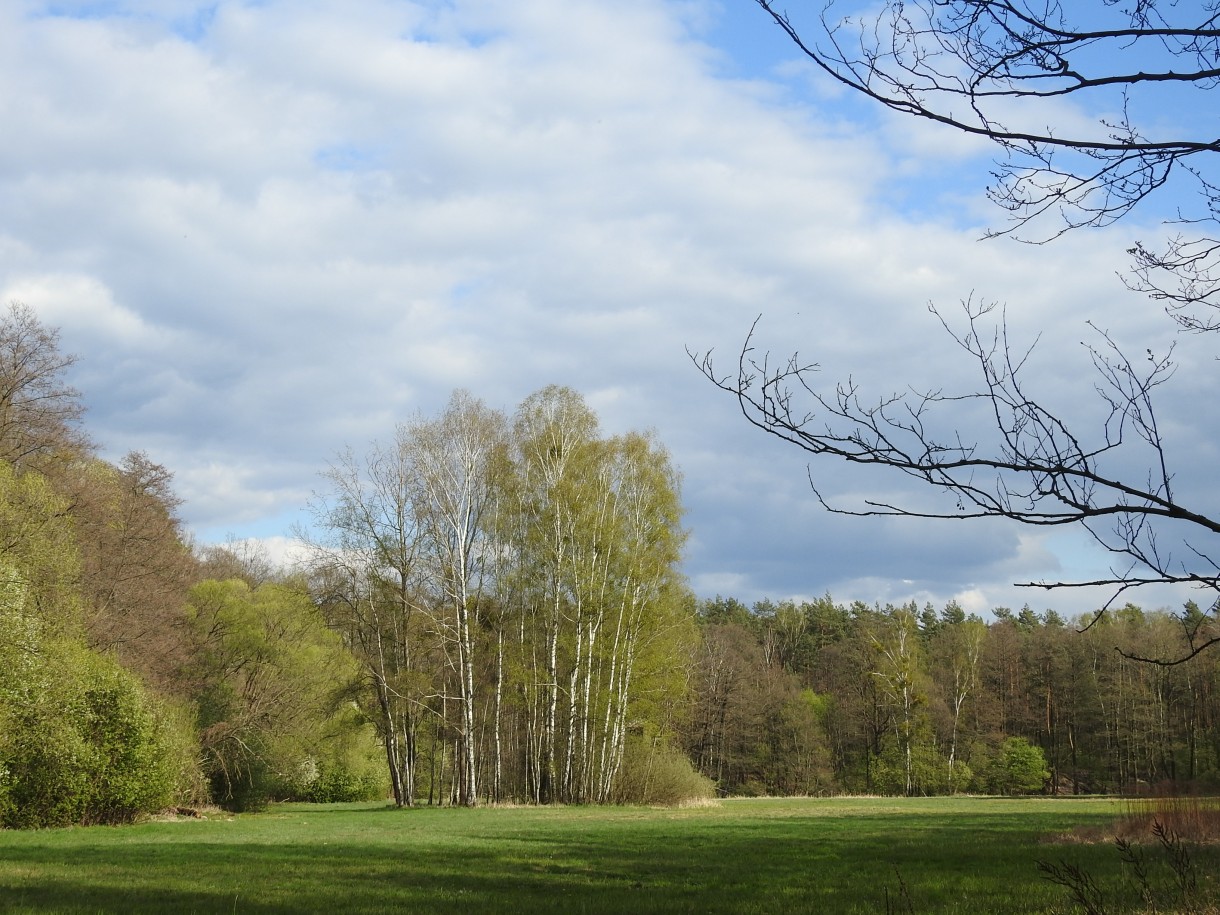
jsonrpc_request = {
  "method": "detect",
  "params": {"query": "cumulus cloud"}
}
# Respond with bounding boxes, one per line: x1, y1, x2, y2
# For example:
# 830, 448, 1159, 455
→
2, 273, 170, 348
0, 0, 1211, 617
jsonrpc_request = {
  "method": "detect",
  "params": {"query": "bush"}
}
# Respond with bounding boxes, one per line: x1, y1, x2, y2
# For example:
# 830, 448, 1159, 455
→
75, 654, 187, 823
203, 730, 276, 813
975, 737, 1049, 796
273, 756, 386, 804
0, 642, 194, 827
612, 737, 716, 806
304, 767, 386, 803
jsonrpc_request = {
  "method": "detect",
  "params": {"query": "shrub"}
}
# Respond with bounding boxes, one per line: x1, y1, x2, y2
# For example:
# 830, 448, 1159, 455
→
304, 767, 386, 803
976, 737, 1049, 796
612, 737, 716, 806
0, 642, 193, 827
203, 730, 276, 813
75, 653, 186, 823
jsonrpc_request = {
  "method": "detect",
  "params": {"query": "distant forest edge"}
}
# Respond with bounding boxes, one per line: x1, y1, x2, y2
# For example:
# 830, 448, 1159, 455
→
1, 303, 1216, 828
689, 594, 1219, 797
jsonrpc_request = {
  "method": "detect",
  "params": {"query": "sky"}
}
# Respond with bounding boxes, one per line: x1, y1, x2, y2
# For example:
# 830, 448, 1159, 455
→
1, 0, 1215, 619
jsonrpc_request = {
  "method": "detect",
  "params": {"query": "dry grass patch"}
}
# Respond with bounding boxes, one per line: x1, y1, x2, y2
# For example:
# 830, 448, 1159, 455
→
1118, 794, 1220, 844
1038, 794, 1220, 914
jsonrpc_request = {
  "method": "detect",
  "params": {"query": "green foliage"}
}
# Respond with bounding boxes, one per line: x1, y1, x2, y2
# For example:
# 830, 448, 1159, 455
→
611, 736, 716, 806
0, 641, 192, 827
867, 737, 973, 797
0, 462, 81, 634
185, 578, 375, 811
301, 767, 386, 804
0, 460, 198, 827
763, 689, 835, 796
277, 708, 390, 804
687, 591, 1220, 798
697, 595, 753, 627
976, 737, 1050, 796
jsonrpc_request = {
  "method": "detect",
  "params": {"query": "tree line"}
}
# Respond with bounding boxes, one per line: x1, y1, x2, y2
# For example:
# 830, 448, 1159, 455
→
696, 0, 1220, 799
4, 300, 1217, 827
0, 303, 699, 823
684, 595, 1220, 797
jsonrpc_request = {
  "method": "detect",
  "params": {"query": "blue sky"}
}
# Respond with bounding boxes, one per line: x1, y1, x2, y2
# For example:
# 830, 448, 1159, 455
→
2, 0, 1213, 618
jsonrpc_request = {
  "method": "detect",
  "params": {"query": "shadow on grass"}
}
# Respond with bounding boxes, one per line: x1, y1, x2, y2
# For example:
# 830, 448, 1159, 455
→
0, 802, 1185, 914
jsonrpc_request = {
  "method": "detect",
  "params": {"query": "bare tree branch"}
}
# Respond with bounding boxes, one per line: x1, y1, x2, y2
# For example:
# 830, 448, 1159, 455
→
692, 304, 1220, 627
710, 1, 1220, 661
755, 0, 1220, 326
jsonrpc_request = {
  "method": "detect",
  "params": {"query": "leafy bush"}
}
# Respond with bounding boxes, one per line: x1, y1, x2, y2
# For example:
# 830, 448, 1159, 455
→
75, 652, 187, 823
0, 641, 196, 827
304, 767, 386, 803
974, 737, 1050, 796
612, 737, 716, 806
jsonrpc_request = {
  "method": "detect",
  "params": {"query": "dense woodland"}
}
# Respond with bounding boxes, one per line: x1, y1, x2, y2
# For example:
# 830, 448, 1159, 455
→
684, 596, 1220, 798
1, 302, 1217, 827
0, 303, 696, 823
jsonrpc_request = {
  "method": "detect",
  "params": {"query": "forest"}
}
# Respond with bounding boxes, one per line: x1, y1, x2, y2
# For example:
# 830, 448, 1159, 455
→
1, 301, 1216, 828
684, 595, 1220, 798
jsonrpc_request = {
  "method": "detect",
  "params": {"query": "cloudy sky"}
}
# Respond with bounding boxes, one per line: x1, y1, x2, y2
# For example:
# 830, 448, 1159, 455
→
2, 0, 1214, 618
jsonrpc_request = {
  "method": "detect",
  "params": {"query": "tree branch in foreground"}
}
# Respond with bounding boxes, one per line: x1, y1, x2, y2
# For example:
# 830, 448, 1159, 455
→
692, 303, 1220, 661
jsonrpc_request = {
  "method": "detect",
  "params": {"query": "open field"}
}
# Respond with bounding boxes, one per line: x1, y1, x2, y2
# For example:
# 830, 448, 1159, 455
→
0, 796, 1215, 913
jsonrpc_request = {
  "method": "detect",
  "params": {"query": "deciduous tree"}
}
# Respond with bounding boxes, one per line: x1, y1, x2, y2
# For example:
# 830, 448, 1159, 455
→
302, 437, 430, 807
0, 302, 88, 471
68, 452, 198, 691
407, 390, 507, 806
184, 578, 371, 810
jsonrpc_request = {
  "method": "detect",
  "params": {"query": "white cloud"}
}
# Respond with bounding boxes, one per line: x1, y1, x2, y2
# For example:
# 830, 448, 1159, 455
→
2, 273, 171, 348
0, 0, 1210, 616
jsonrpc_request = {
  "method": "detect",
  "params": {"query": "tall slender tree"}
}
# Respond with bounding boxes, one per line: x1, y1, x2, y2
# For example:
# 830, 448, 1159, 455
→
408, 390, 507, 806
302, 436, 429, 807
508, 385, 601, 803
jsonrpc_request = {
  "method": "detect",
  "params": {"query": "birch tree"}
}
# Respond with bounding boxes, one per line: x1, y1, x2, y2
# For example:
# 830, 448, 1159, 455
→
508, 385, 600, 803
931, 615, 985, 792
871, 606, 924, 795
407, 390, 507, 806
303, 437, 428, 807
589, 432, 689, 802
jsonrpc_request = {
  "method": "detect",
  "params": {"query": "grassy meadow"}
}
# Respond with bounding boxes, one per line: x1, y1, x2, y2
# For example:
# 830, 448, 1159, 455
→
0, 796, 1214, 913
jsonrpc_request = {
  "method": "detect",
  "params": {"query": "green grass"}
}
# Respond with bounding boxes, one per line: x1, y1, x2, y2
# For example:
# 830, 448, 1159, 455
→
0, 796, 1213, 913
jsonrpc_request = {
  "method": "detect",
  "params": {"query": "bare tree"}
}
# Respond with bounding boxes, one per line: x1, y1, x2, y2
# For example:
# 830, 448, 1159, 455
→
0, 302, 88, 469
300, 439, 429, 807
71, 452, 199, 690
696, 1, 1220, 661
